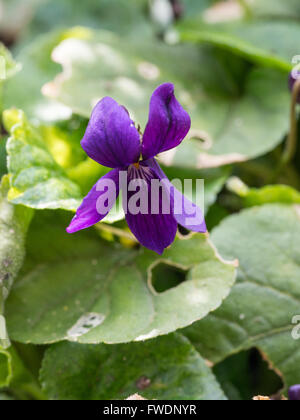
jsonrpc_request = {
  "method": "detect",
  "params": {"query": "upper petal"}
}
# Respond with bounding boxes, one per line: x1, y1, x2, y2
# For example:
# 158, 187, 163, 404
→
66, 169, 120, 233
142, 83, 191, 160
81, 97, 141, 168
146, 159, 207, 233
125, 163, 177, 254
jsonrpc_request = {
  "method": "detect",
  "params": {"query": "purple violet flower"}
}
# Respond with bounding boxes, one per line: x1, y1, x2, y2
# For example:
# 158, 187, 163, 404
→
67, 83, 206, 254
289, 385, 300, 401
289, 70, 300, 104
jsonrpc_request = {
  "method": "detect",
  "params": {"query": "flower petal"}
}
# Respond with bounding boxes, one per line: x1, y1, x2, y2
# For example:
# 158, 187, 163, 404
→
142, 83, 191, 160
146, 159, 207, 233
125, 163, 177, 254
81, 97, 141, 168
289, 385, 300, 401
67, 169, 120, 233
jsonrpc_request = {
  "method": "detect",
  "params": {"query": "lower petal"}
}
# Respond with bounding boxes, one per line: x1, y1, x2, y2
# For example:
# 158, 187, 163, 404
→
126, 211, 177, 255
67, 169, 120, 233
146, 159, 207, 233
125, 163, 177, 254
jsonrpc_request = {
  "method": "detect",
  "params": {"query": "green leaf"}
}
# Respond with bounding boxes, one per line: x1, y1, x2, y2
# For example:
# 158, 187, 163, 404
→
180, 0, 215, 18
0, 392, 14, 400
0, 45, 18, 177
5, 210, 236, 345
3, 27, 91, 123
0, 175, 33, 348
184, 204, 300, 390
0, 175, 38, 393
179, 19, 299, 71
44, 30, 290, 168
0, 138, 7, 178
0, 0, 41, 42
249, 0, 300, 19
0, 347, 11, 387
0, 343, 45, 399
29, 0, 151, 39
4, 109, 82, 211
2, 0, 152, 123
0, 43, 20, 122
227, 177, 300, 207
0, 43, 20, 82
40, 334, 226, 400
213, 349, 283, 401
3, 109, 124, 220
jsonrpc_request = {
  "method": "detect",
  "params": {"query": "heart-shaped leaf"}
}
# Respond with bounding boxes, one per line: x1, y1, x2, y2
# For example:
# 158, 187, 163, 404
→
44, 31, 290, 168
179, 19, 299, 71
0, 43, 20, 83
0, 43, 19, 177
0, 176, 33, 349
0, 139, 7, 178
35, 0, 150, 36
184, 204, 300, 390
249, 0, 300, 19
40, 333, 226, 400
0, 347, 11, 387
5, 211, 236, 345
3, 27, 91, 123
0, 343, 44, 394
4, 109, 82, 211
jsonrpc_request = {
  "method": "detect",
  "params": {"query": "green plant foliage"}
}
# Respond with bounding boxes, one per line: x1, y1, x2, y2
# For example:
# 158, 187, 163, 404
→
0, 343, 45, 401
227, 177, 300, 207
40, 334, 226, 400
1, 0, 300, 401
0, 347, 11, 387
28, 0, 151, 39
0, 139, 6, 178
4, 109, 82, 210
213, 349, 283, 400
5, 210, 236, 344
0, 176, 33, 348
249, 0, 300, 19
184, 205, 300, 391
3, 27, 89, 123
178, 18, 299, 71
0, 392, 14, 400
180, 0, 215, 18
43, 30, 290, 168
0, 43, 20, 82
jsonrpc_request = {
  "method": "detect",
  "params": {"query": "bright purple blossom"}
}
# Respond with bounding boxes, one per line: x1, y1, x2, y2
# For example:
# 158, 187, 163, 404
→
289, 385, 300, 400
66, 83, 206, 254
289, 70, 300, 104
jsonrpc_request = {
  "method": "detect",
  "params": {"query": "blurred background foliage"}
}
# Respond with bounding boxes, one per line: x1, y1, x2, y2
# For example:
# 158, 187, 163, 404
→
0, 0, 300, 400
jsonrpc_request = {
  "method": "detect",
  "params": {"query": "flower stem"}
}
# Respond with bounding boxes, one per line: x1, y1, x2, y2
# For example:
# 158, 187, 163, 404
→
282, 79, 300, 166
95, 223, 138, 243
10, 382, 47, 401
271, 79, 300, 182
